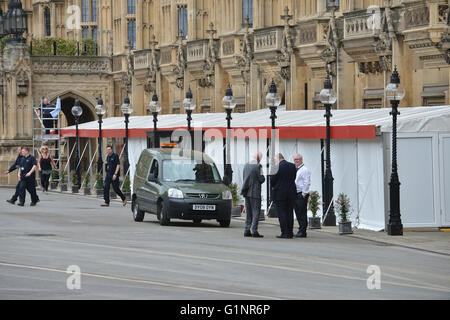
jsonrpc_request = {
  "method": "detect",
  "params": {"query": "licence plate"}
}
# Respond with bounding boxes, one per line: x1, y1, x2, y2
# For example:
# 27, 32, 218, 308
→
192, 204, 216, 211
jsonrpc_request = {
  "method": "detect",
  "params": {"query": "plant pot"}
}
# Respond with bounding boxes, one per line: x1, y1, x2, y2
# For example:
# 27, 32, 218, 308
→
309, 216, 322, 229
72, 186, 79, 193
60, 184, 67, 192
124, 192, 131, 201
231, 206, 241, 217
339, 221, 353, 235
96, 189, 103, 197
110, 191, 117, 199
50, 182, 58, 190
83, 187, 91, 195
259, 209, 266, 221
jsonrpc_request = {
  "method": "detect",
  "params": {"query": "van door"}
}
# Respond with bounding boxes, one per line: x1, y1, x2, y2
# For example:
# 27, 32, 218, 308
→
135, 152, 152, 211
143, 159, 160, 213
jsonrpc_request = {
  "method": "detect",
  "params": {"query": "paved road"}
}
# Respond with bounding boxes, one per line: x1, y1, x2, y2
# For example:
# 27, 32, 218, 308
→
0, 188, 449, 300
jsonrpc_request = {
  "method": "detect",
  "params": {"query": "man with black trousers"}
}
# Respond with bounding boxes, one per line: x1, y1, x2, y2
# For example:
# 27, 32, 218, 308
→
293, 154, 311, 238
271, 153, 297, 239
241, 151, 265, 238
5, 147, 23, 205
17, 147, 40, 206
101, 145, 127, 207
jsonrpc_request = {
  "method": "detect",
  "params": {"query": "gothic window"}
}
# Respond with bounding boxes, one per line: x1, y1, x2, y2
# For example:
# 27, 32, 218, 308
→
92, 26, 98, 42
127, 0, 136, 14
91, 0, 98, 22
44, 8, 51, 36
178, 5, 188, 40
128, 19, 136, 49
242, 0, 253, 26
327, 0, 339, 10
82, 0, 89, 22
82, 27, 89, 39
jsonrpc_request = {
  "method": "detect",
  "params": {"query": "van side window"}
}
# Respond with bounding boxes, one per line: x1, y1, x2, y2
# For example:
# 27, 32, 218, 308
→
148, 160, 159, 181
136, 154, 150, 178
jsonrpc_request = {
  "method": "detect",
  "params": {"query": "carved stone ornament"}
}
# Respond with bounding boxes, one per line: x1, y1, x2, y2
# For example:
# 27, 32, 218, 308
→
445, 49, 450, 64
16, 69, 29, 97
144, 35, 159, 93
173, 31, 186, 89
235, 15, 253, 83
321, 3, 339, 77
202, 22, 218, 85
277, 7, 293, 80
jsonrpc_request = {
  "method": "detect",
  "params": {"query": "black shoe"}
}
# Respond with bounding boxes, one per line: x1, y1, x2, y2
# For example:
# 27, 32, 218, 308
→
244, 231, 252, 237
276, 234, 288, 239
17, 203, 24, 207
295, 232, 307, 238
6, 199, 15, 204
36, 199, 40, 203
252, 232, 264, 238
30, 202, 37, 206
286, 234, 294, 239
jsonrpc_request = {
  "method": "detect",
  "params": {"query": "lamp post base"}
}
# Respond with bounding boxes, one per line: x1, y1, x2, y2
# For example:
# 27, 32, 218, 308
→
387, 222, 403, 236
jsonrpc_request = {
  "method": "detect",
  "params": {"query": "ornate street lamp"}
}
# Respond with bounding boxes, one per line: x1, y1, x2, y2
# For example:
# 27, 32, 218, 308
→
266, 80, 281, 217
121, 95, 133, 175
320, 72, 337, 226
3, 0, 28, 43
386, 66, 405, 236
71, 99, 83, 189
183, 86, 196, 149
95, 95, 106, 174
222, 84, 236, 186
147, 90, 161, 148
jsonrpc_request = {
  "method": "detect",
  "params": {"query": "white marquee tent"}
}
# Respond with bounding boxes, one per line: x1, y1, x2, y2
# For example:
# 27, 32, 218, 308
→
61, 106, 450, 230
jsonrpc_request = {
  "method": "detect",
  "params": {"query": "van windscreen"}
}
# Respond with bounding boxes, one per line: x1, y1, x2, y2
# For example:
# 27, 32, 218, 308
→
162, 159, 221, 183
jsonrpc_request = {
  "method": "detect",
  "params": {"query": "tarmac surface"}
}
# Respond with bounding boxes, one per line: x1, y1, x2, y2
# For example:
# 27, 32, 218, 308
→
0, 187, 449, 300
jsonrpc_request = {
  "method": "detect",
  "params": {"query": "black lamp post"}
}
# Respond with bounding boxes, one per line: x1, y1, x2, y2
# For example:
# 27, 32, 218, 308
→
222, 84, 236, 186
386, 66, 405, 236
147, 90, 161, 148
121, 95, 133, 175
95, 95, 106, 174
2, 0, 28, 43
320, 72, 337, 226
266, 80, 281, 217
183, 86, 196, 149
71, 99, 83, 189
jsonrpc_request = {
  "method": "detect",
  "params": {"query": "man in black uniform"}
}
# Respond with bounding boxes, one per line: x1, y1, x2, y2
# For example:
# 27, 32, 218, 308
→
17, 147, 40, 206
101, 145, 127, 207
5, 147, 23, 204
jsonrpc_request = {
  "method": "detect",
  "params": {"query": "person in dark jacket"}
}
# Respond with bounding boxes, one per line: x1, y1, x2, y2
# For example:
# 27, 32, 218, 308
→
101, 145, 127, 207
17, 147, 40, 206
38, 98, 56, 134
241, 151, 265, 238
271, 153, 297, 239
5, 147, 23, 204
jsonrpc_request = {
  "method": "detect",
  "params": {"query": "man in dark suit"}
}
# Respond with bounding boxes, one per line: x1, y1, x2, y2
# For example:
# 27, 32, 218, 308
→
271, 153, 297, 238
5, 147, 23, 205
241, 151, 265, 238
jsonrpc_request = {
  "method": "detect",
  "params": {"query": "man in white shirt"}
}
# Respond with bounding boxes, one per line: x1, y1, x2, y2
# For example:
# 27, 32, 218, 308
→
293, 154, 311, 238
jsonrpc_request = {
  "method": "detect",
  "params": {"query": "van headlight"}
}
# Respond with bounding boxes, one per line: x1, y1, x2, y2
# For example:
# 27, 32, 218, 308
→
168, 188, 184, 199
222, 190, 232, 200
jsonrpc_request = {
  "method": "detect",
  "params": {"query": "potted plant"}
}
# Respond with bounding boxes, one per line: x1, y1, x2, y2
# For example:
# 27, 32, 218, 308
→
71, 172, 79, 193
229, 183, 241, 217
335, 192, 353, 235
95, 172, 104, 197
83, 171, 91, 195
50, 169, 58, 190
60, 169, 67, 192
122, 175, 131, 201
308, 191, 321, 229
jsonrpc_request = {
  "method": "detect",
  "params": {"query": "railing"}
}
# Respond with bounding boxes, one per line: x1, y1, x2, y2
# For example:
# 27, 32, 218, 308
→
187, 40, 208, 62
402, 1, 448, 31
253, 27, 282, 53
344, 12, 377, 39
31, 56, 111, 74
133, 49, 150, 70
30, 38, 99, 57
221, 38, 236, 57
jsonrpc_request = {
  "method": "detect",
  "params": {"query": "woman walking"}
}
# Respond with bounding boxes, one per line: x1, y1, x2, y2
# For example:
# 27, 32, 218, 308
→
38, 146, 57, 192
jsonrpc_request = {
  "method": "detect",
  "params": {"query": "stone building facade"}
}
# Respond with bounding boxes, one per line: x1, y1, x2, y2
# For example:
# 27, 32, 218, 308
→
1, 0, 449, 185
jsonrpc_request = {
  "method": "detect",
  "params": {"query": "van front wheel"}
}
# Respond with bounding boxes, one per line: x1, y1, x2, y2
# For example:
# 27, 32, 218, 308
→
133, 201, 145, 222
218, 219, 230, 228
159, 201, 170, 226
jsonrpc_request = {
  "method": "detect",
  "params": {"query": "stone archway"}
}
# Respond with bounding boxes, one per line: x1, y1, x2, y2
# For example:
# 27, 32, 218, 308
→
48, 90, 97, 126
